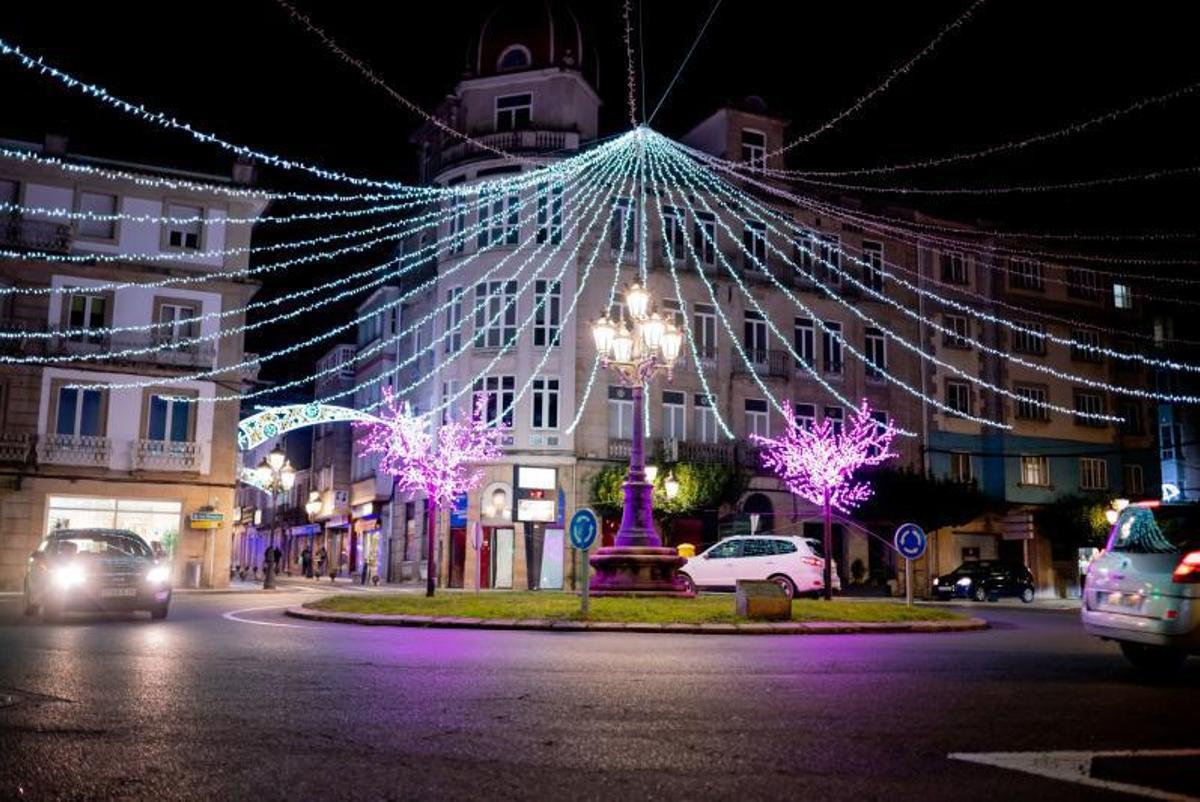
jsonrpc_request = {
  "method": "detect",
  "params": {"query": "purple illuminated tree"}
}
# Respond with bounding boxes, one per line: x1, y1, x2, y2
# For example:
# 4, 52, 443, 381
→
751, 399, 898, 600
357, 388, 505, 596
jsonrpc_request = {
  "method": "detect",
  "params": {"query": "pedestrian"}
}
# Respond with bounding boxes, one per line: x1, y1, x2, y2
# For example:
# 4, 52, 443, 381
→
301, 547, 313, 579
263, 545, 274, 577
272, 545, 283, 573
315, 546, 327, 580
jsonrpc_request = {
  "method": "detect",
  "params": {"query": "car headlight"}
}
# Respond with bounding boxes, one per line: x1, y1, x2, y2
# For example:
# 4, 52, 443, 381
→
146, 565, 171, 584
956, 577, 972, 586
53, 563, 86, 589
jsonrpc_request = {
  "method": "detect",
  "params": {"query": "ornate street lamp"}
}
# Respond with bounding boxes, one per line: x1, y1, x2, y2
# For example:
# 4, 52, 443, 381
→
588, 284, 691, 596
663, 472, 680, 501
255, 446, 296, 590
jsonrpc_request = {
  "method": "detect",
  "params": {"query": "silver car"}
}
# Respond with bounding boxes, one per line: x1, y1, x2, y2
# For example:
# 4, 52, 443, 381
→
1082, 504, 1199, 671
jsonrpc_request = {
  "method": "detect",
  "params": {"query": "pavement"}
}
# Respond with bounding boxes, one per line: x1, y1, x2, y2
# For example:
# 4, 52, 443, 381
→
0, 589, 1196, 801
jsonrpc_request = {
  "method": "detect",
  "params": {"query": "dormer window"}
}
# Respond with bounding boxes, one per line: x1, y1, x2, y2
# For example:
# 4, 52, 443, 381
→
741, 129, 766, 168
497, 45, 531, 72
495, 93, 532, 132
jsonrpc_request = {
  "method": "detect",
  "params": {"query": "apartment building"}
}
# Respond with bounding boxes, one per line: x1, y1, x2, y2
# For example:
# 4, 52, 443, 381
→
0, 137, 265, 590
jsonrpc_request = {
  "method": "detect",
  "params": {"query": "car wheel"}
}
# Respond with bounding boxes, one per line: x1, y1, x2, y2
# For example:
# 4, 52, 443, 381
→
150, 604, 170, 621
677, 573, 696, 595
768, 574, 797, 599
972, 585, 988, 603
22, 581, 38, 617
1020, 587, 1035, 604
1119, 641, 1186, 673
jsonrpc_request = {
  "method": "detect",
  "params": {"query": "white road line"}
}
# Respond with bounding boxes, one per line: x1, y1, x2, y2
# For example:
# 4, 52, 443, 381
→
222, 604, 315, 629
949, 749, 1200, 801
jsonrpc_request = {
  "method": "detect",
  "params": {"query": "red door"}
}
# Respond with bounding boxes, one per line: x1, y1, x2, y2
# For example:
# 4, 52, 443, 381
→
479, 527, 492, 589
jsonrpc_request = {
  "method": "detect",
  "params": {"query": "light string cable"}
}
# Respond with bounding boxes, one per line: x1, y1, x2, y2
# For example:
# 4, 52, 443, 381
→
645, 0, 723, 124
744, 79, 1200, 178
2, 156, 608, 362
622, 0, 640, 127
0, 143, 618, 298
68, 143, 633, 396
704, 155, 1200, 374
651, 136, 999, 431
663, 143, 1146, 417
766, 0, 988, 159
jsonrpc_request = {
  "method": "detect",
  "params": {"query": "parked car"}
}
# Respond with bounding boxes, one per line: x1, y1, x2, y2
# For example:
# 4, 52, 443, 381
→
931, 561, 1036, 603
23, 528, 172, 621
678, 536, 841, 598
1082, 504, 1200, 671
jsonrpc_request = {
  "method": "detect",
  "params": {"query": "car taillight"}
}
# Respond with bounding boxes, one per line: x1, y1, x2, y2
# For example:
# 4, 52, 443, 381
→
801, 556, 823, 568
1172, 550, 1200, 583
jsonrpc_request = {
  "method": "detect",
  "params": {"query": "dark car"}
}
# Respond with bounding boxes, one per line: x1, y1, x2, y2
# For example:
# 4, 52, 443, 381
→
23, 529, 172, 621
931, 560, 1036, 603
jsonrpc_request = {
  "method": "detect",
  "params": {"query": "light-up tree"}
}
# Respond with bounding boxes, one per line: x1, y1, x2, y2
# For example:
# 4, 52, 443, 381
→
357, 389, 505, 596
751, 399, 898, 600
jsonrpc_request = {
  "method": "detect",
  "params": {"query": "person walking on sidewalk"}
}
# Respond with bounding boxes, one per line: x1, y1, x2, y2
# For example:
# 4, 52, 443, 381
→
301, 547, 313, 579
315, 546, 327, 580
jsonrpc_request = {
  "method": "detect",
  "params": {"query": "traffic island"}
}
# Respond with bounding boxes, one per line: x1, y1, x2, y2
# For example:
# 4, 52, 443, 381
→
285, 592, 987, 635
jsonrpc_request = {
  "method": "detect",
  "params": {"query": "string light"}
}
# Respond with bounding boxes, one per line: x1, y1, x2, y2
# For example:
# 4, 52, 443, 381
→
622, 0, 640, 127
0, 198, 420, 228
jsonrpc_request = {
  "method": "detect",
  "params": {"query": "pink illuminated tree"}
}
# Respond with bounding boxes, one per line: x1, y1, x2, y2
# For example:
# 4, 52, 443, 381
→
751, 399, 898, 600
357, 388, 505, 596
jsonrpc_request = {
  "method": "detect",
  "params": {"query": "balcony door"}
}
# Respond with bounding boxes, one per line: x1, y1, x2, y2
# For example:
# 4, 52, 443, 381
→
55, 387, 104, 437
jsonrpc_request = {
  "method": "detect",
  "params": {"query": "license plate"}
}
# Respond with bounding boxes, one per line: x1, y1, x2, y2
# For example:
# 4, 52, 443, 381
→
100, 587, 137, 598
1098, 590, 1142, 610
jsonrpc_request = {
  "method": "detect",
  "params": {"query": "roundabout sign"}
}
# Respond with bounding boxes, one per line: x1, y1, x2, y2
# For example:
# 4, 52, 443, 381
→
893, 522, 927, 607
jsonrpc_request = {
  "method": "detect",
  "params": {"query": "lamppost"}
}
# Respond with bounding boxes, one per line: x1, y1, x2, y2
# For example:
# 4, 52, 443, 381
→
254, 445, 296, 590
589, 282, 691, 595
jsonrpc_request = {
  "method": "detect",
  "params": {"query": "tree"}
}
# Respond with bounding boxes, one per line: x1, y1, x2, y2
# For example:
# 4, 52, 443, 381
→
857, 467, 992, 534
590, 461, 745, 541
752, 399, 898, 600
357, 389, 505, 596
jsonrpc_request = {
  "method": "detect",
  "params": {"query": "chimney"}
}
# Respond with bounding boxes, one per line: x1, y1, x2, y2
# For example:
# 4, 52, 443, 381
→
232, 158, 256, 186
44, 133, 69, 156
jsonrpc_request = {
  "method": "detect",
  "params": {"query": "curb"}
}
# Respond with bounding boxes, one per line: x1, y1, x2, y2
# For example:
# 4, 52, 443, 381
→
283, 606, 989, 635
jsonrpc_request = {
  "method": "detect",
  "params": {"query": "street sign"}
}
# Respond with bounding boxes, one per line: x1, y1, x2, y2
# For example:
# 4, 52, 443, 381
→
569, 508, 599, 551
893, 522, 927, 560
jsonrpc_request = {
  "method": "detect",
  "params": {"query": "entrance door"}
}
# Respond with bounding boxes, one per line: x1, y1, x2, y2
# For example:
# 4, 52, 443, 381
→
493, 528, 514, 588
449, 526, 466, 588
480, 528, 492, 589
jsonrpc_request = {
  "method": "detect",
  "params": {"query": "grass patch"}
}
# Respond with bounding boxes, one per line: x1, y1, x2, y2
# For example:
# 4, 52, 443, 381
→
305, 592, 963, 624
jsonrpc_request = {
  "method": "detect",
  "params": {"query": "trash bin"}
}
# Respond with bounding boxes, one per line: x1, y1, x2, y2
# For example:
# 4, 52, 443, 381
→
677, 543, 696, 559
185, 561, 202, 589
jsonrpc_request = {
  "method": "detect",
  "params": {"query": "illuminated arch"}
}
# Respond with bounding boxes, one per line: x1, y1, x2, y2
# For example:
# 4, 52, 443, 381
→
237, 403, 381, 452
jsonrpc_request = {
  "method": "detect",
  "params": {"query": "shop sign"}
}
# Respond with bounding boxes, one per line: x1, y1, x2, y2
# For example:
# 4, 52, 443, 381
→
190, 510, 224, 530
450, 492, 469, 527
352, 502, 375, 519
513, 466, 558, 523
334, 490, 349, 509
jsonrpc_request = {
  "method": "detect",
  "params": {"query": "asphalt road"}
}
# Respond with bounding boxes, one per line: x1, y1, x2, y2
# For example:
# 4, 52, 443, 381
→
0, 589, 1196, 801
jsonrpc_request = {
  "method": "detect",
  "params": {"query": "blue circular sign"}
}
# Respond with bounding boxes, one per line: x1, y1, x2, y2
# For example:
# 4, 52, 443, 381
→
569, 508, 599, 551
893, 523, 927, 560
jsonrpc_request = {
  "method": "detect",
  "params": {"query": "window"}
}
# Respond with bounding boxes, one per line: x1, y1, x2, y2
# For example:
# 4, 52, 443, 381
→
1009, 259, 1044, 291
147, 394, 191, 442
741, 129, 766, 168
1113, 283, 1133, 309
1073, 391, 1106, 427
165, 203, 202, 251
440, 379, 459, 425
608, 386, 634, 439
1012, 323, 1047, 355
822, 321, 843, 374
77, 191, 117, 239
1014, 384, 1049, 421
793, 317, 815, 368
743, 538, 774, 557
495, 93, 532, 131
531, 377, 559, 430
473, 375, 515, 428
1069, 330, 1103, 363
940, 251, 968, 284
67, 293, 108, 344
694, 393, 719, 443
536, 182, 563, 245
945, 380, 970, 417
707, 539, 742, 559
1161, 422, 1184, 460
861, 241, 884, 292
1119, 401, 1144, 436
473, 280, 518, 348
1066, 267, 1101, 300
1079, 458, 1109, 491
692, 210, 716, 265
444, 286, 463, 353
950, 452, 973, 483
533, 279, 561, 347
864, 327, 886, 380
446, 194, 467, 255
745, 399, 769, 438
476, 187, 519, 247
663, 390, 686, 440
693, 303, 717, 362
742, 220, 767, 271
55, 387, 104, 436
497, 45, 531, 71
943, 314, 970, 349
661, 206, 685, 262
157, 302, 197, 348
817, 234, 841, 285
794, 402, 815, 430
1123, 464, 1145, 496
743, 310, 768, 362
610, 197, 637, 258
1020, 455, 1050, 487
662, 298, 685, 329
824, 406, 844, 436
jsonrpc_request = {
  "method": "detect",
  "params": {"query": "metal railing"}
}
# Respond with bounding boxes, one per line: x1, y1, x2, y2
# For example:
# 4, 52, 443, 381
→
38, 434, 110, 466
733, 349, 791, 380
654, 437, 734, 464
133, 439, 205, 472
43, 333, 216, 368
0, 216, 71, 252
0, 432, 32, 463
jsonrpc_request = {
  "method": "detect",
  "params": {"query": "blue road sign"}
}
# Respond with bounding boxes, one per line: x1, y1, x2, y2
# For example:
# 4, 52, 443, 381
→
893, 523, 927, 560
569, 508, 599, 551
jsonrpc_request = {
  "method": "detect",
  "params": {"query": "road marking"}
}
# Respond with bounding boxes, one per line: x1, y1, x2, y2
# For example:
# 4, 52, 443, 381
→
949, 749, 1200, 801
222, 604, 315, 629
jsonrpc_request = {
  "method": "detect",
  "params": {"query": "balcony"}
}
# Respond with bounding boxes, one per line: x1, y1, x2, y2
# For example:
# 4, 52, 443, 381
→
0, 433, 33, 463
44, 334, 216, 368
38, 434, 110, 467
736, 442, 766, 470
0, 216, 70, 253
0, 320, 43, 355
608, 438, 632, 460
655, 438, 734, 465
429, 129, 580, 175
133, 439, 205, 472
733, 349, 791, 380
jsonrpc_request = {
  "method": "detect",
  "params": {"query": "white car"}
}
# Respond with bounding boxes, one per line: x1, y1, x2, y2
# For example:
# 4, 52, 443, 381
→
1082, 503, 1200, 671
678, 535, 841, 598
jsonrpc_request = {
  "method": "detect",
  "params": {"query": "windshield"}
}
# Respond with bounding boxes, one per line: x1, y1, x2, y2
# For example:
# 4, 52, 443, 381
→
1105, 506, 1199, 554
49, 531, 153, 560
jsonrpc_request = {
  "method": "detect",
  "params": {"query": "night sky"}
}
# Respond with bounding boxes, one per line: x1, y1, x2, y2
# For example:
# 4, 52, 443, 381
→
4, 1, 1199, 385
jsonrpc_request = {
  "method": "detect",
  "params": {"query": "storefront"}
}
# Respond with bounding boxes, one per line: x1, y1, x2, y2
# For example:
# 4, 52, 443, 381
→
46, 496, 182, 555
351, 502, 380, 581
479, 481, 514, 589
